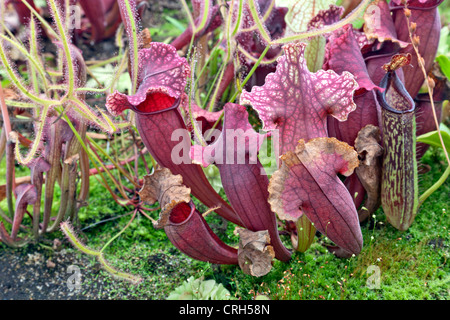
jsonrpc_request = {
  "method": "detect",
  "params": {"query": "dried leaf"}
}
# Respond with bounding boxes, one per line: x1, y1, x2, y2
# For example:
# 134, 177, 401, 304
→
140, 28, 152, 48
382, 53, 412, 72
139, 166, 191, 228
140, 166, 191, 207
354, 125, 383, 222
238, 229, 275, 277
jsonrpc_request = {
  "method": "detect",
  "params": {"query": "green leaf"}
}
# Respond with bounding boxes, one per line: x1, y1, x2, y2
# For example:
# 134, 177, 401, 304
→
436, 55, 450, 80
283, 0, 337, 35
165, 16, 187, 32
437, 26, 449, 57
417, 123, 450, 154
305, 35, 326, 72
86, 64, 131, 93
167, 276, 234, 300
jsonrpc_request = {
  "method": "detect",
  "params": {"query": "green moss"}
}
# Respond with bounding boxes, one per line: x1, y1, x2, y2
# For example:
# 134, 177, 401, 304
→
1, 138, 448, 300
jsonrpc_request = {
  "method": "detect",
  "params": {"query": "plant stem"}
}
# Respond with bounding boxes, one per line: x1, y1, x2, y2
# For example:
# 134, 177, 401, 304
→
187, 50, 206, 146
0, 41, 56, 105
20, 0, 60, 40
247, 0, 272, 44
100, 209, 137, 254
63, 113, 127, 206
419, 163, 450, 206
48, 0, 75, 97
0, 34, 49, 92
88, 136, 140, 188
86, 54, 123, 67
205, 45, 270, 140
402, 5, 449, 205
180, 0, 196, 35
194, 0, 211, 34
0, 82, 12, 136
60, 222, 100, 256
231, 45, 270, 101
206, 62, 227, 111
60, 220, 141, 284
231, 0, 243, 36
123, 0, 140, 94
271, 0, 374, 45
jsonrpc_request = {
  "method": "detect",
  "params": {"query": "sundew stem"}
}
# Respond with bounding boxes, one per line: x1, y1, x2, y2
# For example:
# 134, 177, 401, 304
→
29, 17, 41, 94
0, 42, 56, 106
240, 0, 275, 33
20, 0, 60, 40
205, 45, 270, 141
63, 113, 128, 206
206, 62, 227, 112
272, 0, 374, 45
0, 34, 49, 92
231, 0, 243, 36
247, 0, 272, 44
14, 103, 51, 165
186, 48, 206, 146
97, 254, 142, 284
60, 221, 99, 256
99, 209, 137, 254
47, 0, 75, 97
60, 220, 142, 284
122, 0, 140, 95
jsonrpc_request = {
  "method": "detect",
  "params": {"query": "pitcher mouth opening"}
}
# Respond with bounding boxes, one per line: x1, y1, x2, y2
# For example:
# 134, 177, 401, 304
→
169, 201, 195, 225
377, 71, 415, 114
132, 91, 181, 115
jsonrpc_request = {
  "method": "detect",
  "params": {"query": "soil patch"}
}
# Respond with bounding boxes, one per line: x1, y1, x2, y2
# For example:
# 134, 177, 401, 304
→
0, 241, 157, 300
0, 243, 107, 300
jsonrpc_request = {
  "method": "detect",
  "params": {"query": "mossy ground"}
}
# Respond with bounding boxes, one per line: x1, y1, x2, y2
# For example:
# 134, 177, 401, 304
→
3, 148, 445, 300
90, 148, 447, 300
100, 149, 450, 300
